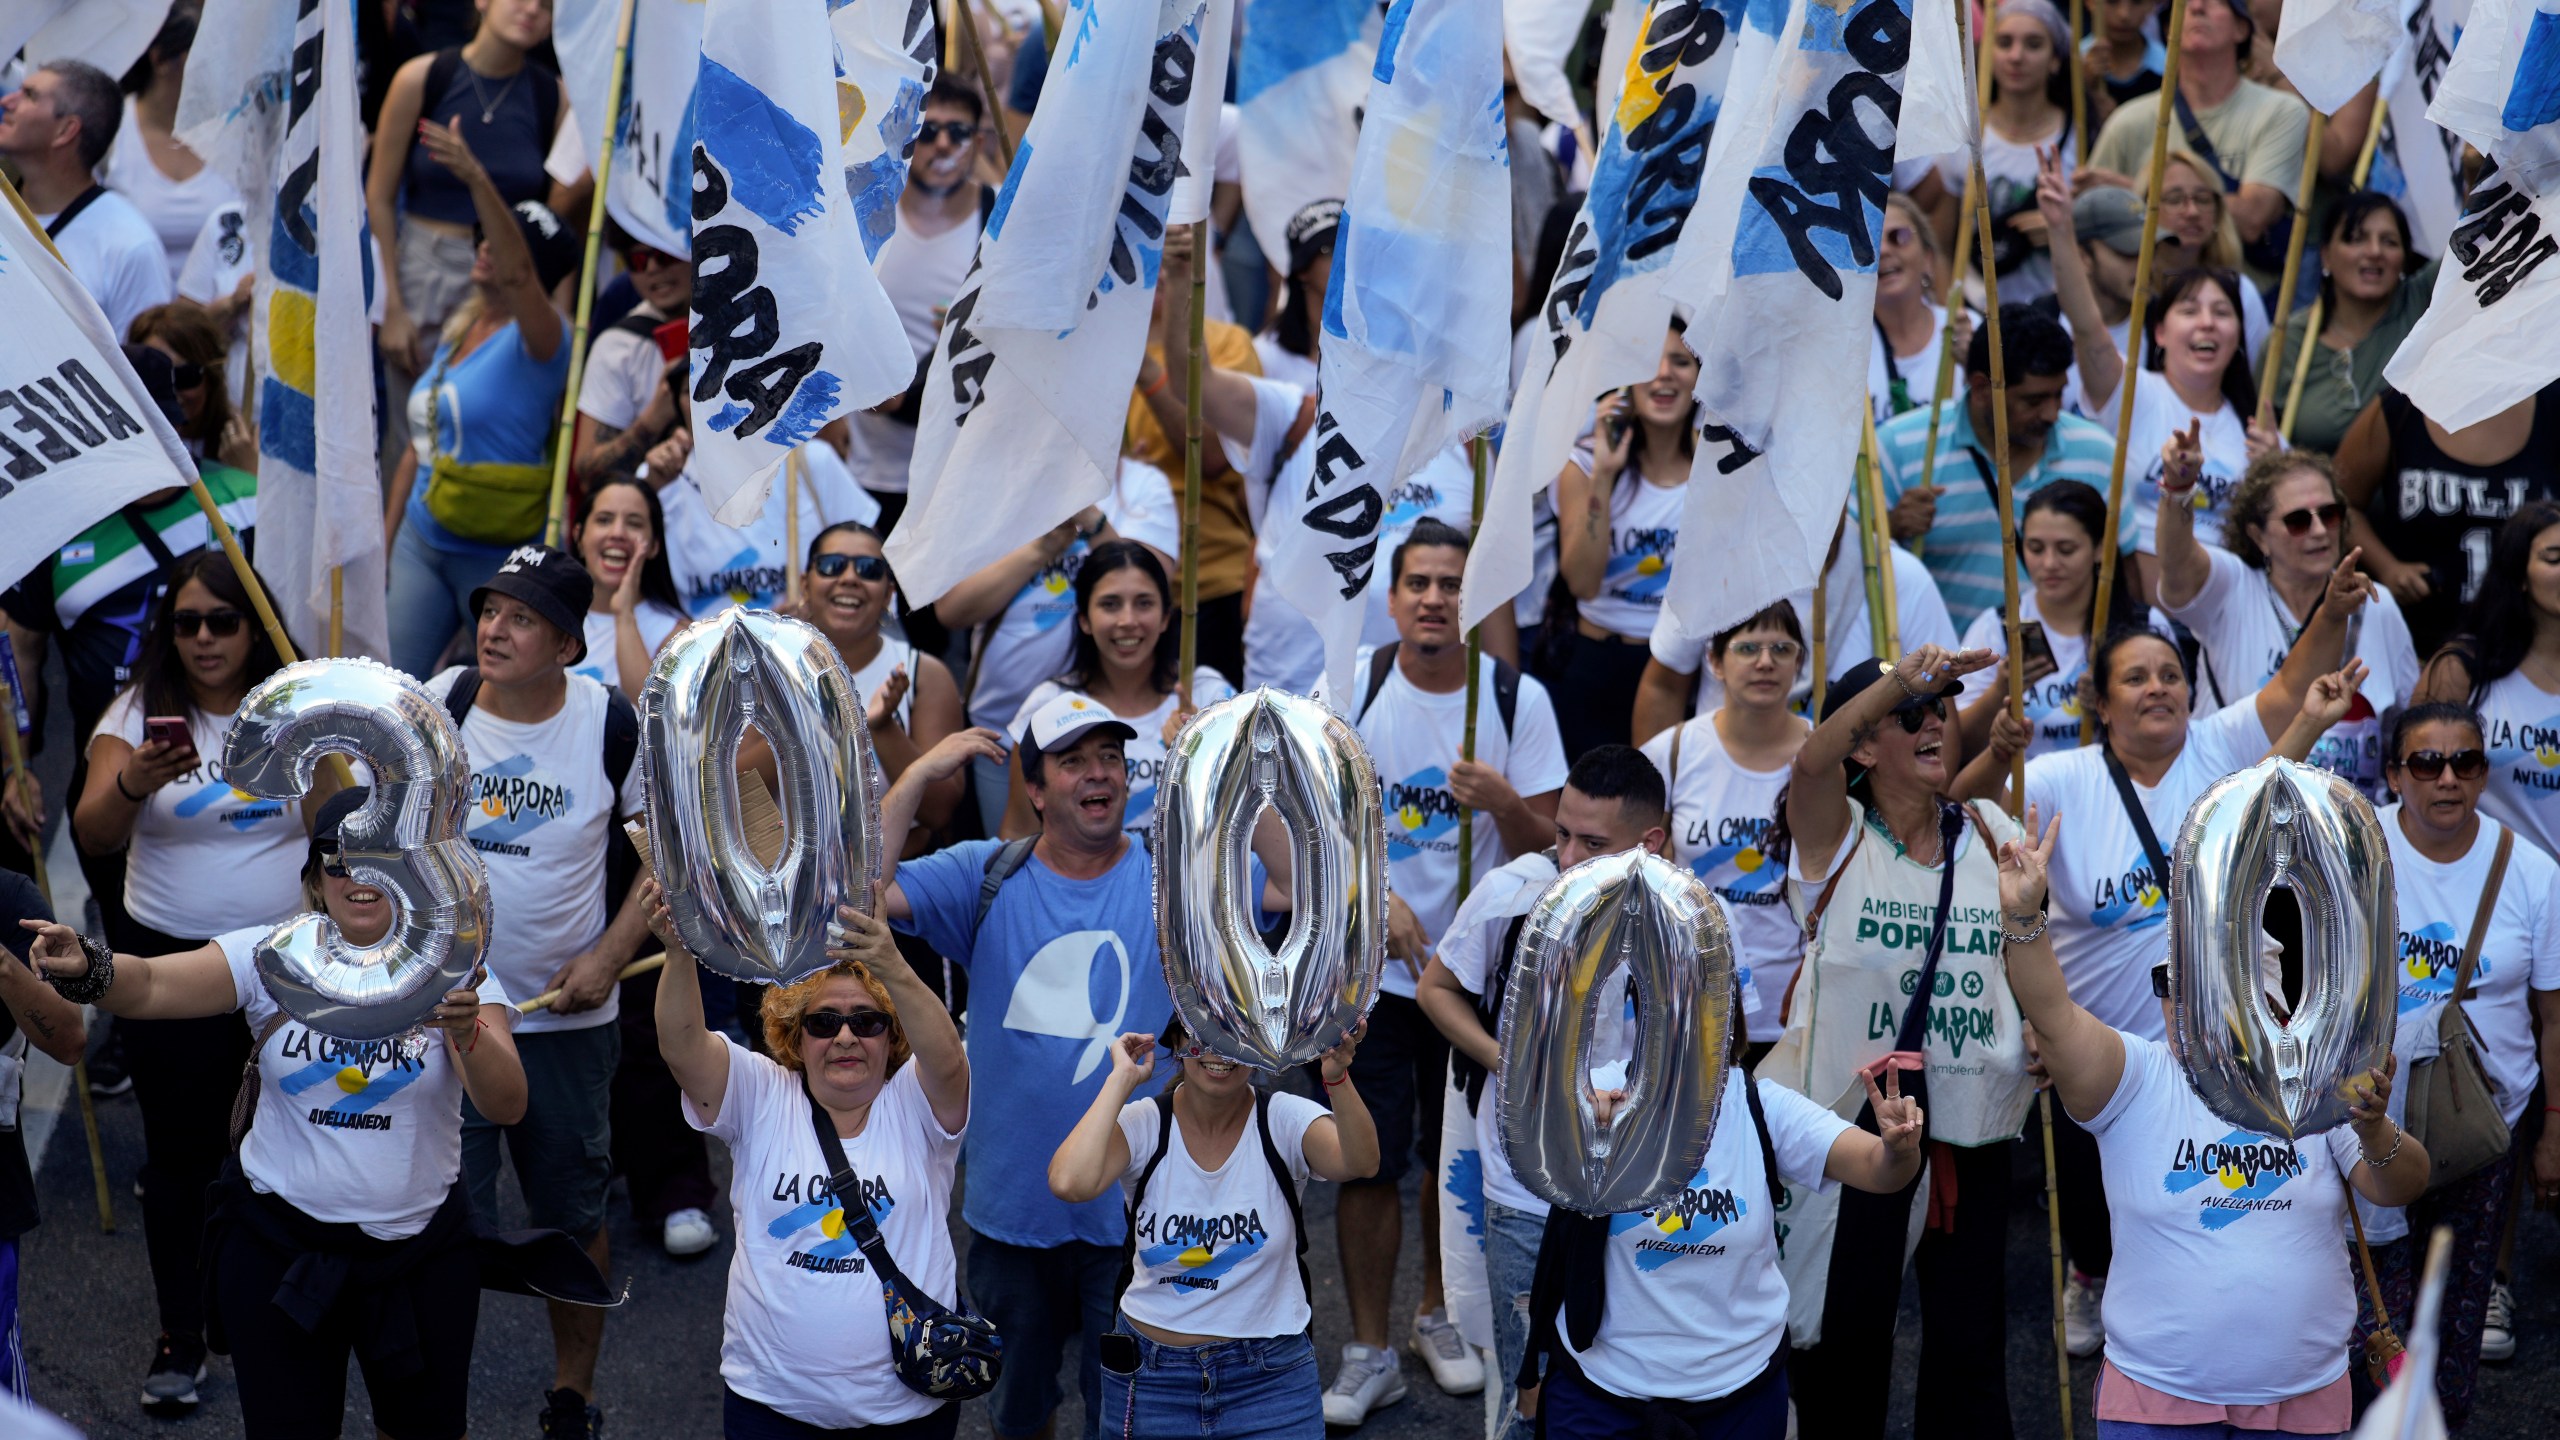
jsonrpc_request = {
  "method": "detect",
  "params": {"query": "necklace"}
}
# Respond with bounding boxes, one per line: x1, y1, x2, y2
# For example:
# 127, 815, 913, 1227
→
464, 63, 524, 126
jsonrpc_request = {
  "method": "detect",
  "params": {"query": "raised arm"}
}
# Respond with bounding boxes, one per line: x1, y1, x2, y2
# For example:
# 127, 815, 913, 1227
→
415, 118, 563, 362
876, 729, 1010, 919
1820, 1068, 1927, 1194
644, 879, 732, 1123
1144, 225, 1263, 447
366, 56, 431, 370
22, 922, 240, 1020
829, 904, 966, 1133
1300, 1022, 1379, 1182
2037, 147, 2127, 415
1048, 1032, 1151, 1203
1786, 643, 1997, 875
1996, 810, 2128, 1121
2250, 549, 2372, 745
1556, 403, 1631, 601
2152, 421, 2213, 610
937, 514, 1097, 629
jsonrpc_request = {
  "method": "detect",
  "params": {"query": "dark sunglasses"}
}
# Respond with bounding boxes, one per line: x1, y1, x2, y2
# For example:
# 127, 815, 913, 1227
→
2394, 748, 2488, 781
172, 608, 246, 638
1889, 695, 1952, 733
2276, 502, 2346, 535
801, 1008, 894, 1041
170, 361, 207, 390
812, 553, 891, 582
2151, 962, 2171, 998
916, 120, 977, 145
315, 838, 350, 879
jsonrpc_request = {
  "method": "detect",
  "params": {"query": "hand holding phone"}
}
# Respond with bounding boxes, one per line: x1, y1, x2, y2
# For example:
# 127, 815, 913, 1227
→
143, 716, 197, 759
2014, 622, 2058, 687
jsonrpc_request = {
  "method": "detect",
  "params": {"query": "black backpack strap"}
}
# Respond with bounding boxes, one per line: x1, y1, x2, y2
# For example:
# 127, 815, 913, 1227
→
44, 185, 107, 241
1491, 658, 1519, 739
1741, 1070, 1781, 1225
1116, 1092, 1178, 1300
972, 836, 1038, 944
601, 688, 639, 797
442, 666, 483, 730
423, 47, 465, 119
2103, 744, 2173, 912
1255, 1091, 1314, 1309
1357, 642, 1400, 722
1454, 907, 1532, 1115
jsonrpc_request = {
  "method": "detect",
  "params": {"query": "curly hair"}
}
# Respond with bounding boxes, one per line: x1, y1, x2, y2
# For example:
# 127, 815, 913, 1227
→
762, 960, 911, 1076
2220, 450, 2343, 574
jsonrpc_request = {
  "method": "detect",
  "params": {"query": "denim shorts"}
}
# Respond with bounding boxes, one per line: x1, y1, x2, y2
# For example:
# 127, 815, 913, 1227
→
1345, 993, 1446, 1187
1096, 1325, 1321, 1440
462, 1023, 619, 1240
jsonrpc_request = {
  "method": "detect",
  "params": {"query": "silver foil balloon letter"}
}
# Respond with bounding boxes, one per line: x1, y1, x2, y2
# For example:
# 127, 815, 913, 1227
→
1154, 688, 1386, 1069
1498, 851, 1735, 1217
2168, 758, 2395, 1139
221, 658, 492, 1042
640, 608, 882, 986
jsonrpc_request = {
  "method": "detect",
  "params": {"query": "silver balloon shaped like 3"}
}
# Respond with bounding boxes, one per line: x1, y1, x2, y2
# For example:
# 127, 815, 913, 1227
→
2168, 757, 2396, 1140
1498, 850, 1736, 1217
1154, 688, 1386, 1070
221, 657, 492, 1042
639, 608, 884, 987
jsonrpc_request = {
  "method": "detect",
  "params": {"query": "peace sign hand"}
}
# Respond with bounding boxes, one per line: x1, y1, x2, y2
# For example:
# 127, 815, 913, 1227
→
1864, 1068, 1925, 1159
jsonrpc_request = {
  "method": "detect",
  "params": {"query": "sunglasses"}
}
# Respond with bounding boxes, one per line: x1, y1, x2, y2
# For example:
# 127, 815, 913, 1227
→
801, 1008, 894, 1041
2276, 502, 2345, 535
172, 608, 246, 638
1727, 639, 1801, 662
170, 361, 207, 390
316, 838, 351, 879
1889, 694, 1952, 733
917, 120, 977, 145
2394, 748, 2488, 781
626, 247, 675, 273
812, 553, 892, 582
1883, 223, 1918, 248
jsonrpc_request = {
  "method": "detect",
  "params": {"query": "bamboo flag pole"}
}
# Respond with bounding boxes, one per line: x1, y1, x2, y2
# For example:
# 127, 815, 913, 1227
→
1810, 568, 1830, 718
543, 0, 641, 548
1458, 436, 1489, 906
2069, 0, 2089, 165
783, 452, 805, 608
2279, 98, 2393, 440
329, 566, 344, 656
0, 679, 112, 1233
1861, 408, 1902, 658
2256, 109, 2328, 423
1176, 220, 1207, 711
2082, 0, 2190, 745
953, 0, 1019, 173
1913, 0, 2002, 514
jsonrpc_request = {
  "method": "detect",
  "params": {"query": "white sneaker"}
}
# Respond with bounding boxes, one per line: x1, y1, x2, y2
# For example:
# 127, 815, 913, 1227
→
2480, 1280, 2517, 1363
1410, 1309, 1484, 1395
1321, 1342, 1407, 1427
2062, 1270, 2105, 1358
663, 1207, 718, 1257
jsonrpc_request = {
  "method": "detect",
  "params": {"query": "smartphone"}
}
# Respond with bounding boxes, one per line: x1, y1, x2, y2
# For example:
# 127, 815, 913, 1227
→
1604, 387, 1634, 448
652, 316, 688, 363
143, 716, 195, 756
2016, 621, 2056, 675
1099, 1330, 1141, 1376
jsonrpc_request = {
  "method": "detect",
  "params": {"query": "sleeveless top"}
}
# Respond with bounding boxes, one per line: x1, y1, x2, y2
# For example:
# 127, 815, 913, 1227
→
402, 54, 557, 225
2369, 381, 2560, 655
102, 97, 240, 283
847, 637, 919, 731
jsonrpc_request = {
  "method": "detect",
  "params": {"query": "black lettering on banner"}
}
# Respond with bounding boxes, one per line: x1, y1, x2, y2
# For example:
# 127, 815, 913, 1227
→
1698, 422, 1760, 474
0, 390, 75, 465
1543, 218, 1602, 361
721, 343, 825, 436
1742, 0, 1909, 301
278, 0, 323, 255
2448, 176, 2558, 308
938, 262, 994, 427
24, 380, 102, 448
689, 223, 779, 401
62, 360, 143, 440
1098, 25, 1197, 305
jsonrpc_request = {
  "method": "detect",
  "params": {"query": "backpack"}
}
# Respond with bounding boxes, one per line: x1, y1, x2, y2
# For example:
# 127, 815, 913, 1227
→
1118, 1090, 1312, 1315
1355, 642, 1518, 741
442, 668, 642, 906
969, 830, 1154, 944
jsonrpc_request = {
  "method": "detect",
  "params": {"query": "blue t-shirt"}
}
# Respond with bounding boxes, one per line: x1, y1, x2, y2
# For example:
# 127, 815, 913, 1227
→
405, 316, 572, 554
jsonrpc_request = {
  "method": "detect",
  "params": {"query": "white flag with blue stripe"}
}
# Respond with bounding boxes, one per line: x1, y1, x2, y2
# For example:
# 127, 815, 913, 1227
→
1464, 0, 1747, 634
833, 0, 942, 259
886, 0, 1227, 605
689, 0, 915, 524
1262, 0, 1511, 705
2429, 0, 2560, 195
2365, 0, 2467, 258
1234, 0, 1379, 271
1507, 0, 1594, 130
555, 0, 706, 259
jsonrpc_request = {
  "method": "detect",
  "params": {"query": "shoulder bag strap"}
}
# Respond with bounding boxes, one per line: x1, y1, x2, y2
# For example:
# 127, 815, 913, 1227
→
228, 1011, 295, 1150
1891, 804, 1969, 1055
1357, 642, 1400, 722
1960, 446, 2005, 513
1802, 825, 1870, 943
1117, 1092, 1178, 1295
802, 1080, 930, 1297
442, 666, 484, 731
2170, 89, 2240, 193
2344, 1173, 2406, 1381
1254, 1091, 1314, 1307
2448, 829, 2515, 1012
1667, 718, 1684, 795
971, 835, 1039, 943
2103, 744, 2174, 901
43, 185, 107, 241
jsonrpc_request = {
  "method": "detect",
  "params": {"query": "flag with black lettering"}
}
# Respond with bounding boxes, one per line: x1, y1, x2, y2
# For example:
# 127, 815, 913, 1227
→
555, 0, 708, 259
2385, 158, 2560, 428
886, 0, 1229, 605
834, 0, 941, 258
1233, 0, 1379, 285
1653, 0, 1963, 646
689, 0, 914, 524
1263, 0, 1510, 703
2428, 0, 2560, 196
2366, 0, 2467, 256
1463, 0, 1744, 634
2273, 0, 2403, 112
0, 196, 205, 587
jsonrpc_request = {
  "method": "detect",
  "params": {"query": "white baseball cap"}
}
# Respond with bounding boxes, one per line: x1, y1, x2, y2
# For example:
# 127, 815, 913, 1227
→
1017, 692, 1139, 763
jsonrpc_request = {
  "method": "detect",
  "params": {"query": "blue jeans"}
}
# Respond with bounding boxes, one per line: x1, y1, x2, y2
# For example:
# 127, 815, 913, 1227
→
388, 518, 508, 679
1095, 1327, 1321, 1440
1537, 1351, 1787, 1440
2096, 1427, 2346, 1440
966, 1232, 1120, 1440
1484, 1199, 1545, 1440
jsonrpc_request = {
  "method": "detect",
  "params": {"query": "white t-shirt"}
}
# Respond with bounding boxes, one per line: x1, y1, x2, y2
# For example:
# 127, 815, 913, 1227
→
2082, 1033, 2365, 1405
576, 305, 679, 431
1934, 120, 2068, 305
1011, 669, 1236, 838
39, 186, 173, 340
2092, 369, 2250, 553
2379, 812, 2560, 1129
102, 97, 242, 285
1566, 1072, 1851, 1405
688, 1041, 963, 1430
2023, 702, 2270, 1034
855, 212, 981, 495
422, 670, 648, 1033
1640, 714, 1798, 1038
1958, 594, 2096, 763
572, 601, 688, 693
91, 693, 305, 938
222, 927, 517, 1238
2162, 545, 2417, 796
1117, 1091, 1326, 1337
963, 458, 1180, 732
1557, 456, 1683, 641
1244, 444, 1476, 694
847, 637, 922, 733
1437, 851, 1560, 1216
654, 449, 879, 618
1647, 544, 1956, 716
2478, 668, 2560, 863
1868, 301, 1967, 423
1342, 649, 1569, 1000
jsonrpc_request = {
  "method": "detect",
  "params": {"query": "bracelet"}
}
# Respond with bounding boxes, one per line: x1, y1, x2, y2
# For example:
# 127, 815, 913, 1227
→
456, 1016, 485, 1055
113, 771, 144, 802
2000, 913, 2049, 946
1890, 667, 1926, 702
1141, 369, 1170, 401
2361, 1123, 2406, 1170
47, 936, 114, 1005
1322, 1072, 1350, 1089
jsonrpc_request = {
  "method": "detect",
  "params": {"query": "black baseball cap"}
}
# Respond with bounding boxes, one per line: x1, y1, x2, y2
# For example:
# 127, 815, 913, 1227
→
1818, 657, 1962, 727
1285, 199, 1343, 279
475, 200, 581, 292
469, 544, 594, 664
308, 785, 370, 868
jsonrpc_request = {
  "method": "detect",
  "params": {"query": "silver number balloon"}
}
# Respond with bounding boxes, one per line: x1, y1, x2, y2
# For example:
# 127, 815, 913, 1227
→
1498, 850, 1735, 1217
221, 657, 492, 1042
2168, 757, 2395, 1139
640, 608, 882, 986
1154, 688, 1386, 1069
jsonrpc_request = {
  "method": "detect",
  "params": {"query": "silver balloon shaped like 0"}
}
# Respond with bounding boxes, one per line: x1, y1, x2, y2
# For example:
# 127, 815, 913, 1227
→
639, 608, 884, 987
2167, 757, 2396, 1140
1154, 688, 1386, 1070
1498, 850, 1735, 1217
221, 657, 492, 1042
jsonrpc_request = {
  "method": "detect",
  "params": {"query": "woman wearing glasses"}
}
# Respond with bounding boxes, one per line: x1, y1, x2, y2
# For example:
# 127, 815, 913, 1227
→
1637, 603, 1809, 1047
2353, 702, 2560, 1426
2420, 502, 2560, 893
803, 522, 966, 850
2155, 444, 2418, 795
649, 881, 971, 1439
29, 786, 528, 1435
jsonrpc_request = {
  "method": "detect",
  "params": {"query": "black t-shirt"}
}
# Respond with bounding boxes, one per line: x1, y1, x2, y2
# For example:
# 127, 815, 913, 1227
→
0, 869, 51, 1242
2369, 381, 2560, 657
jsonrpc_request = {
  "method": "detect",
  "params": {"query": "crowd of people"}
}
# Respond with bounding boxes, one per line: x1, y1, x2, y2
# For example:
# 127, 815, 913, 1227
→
0, 0, 2554, 1438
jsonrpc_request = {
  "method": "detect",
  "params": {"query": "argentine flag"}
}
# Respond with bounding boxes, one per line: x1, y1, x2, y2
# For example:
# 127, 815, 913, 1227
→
2429, 0, 2560, 195
1234, 0, 1380, 270
555, 0, 707, 258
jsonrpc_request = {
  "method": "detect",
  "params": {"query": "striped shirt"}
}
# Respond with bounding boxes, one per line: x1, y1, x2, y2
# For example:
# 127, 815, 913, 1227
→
1872, 399, 2129, 632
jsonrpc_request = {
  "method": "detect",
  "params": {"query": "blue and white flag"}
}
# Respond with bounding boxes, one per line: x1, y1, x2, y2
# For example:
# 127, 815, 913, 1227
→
689, 0, 913, 524
1262, 0, 1511, 704
2367, 0, 2467, 257
1507, 0, 1594, 131
1654, 0, 1964, 645
176, 0, 386, 661
832, 0, 940, 259
2430, 0, 2560, 195
2387, 124, 2560, 426
555, 0, 705, 259
1234, 0, 1379, 271
1463, 0, 1746, 633
886, 0, 1229, 605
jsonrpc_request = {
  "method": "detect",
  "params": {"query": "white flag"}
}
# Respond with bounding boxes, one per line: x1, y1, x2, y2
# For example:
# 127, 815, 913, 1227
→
2351, 1229, 2454, 1439
1591, 0, 1648, 128
833, 0, 941, 259
689, 0, 914, 524
1656, 0, 1947, 646
0, 195, 206, 587
554, 0, 706, 259
1463, 0, 1745, 634
1233, 0, 1380, 271
2385, 161, 2560, 428
2368, 0, 2467, 257
1264, 0, 1510, 703
23, 0, 172, 84
0, 1, 76, 72
2430, 0, 2560, 195
1170, 0, 1236, 225
1506, 0, 1591, 131
885, 0, 1225, 606
2275, 0, 2406, 111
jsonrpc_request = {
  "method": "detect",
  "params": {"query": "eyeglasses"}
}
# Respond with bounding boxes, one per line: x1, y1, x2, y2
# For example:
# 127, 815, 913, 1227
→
1882, 224, 1918, 248
801, 1009, 894, 1041
2159, 189, 2219, 212
1890, 695, 1952, 733
917, 120, 977, 145
2276, 502, 2345, 535
1727, 639, 1802, 662
172, 608, 246, 638
1163, 1038, 1214, 1061
170, 362, 207, 390
811, 553, 891, 582
626, 247, 675, 273
2393, 748, 2488, 781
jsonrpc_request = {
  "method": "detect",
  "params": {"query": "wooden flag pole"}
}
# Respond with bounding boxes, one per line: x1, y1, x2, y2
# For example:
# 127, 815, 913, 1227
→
1458, 436, 1488, 906
2256, 109, 2328, 424
1176, 220, 1207, 711
329, 566, 345, 656
2279, 98, 2393, 440
543, 0, 642, 548
1810, 559, 1830, 718
2083, 0, 2189, 745
1914, 0, 2003, 512
784, 451, 805, 609
1860, 409, 1902, 658
953, 0, 1019, 173
2068, 0, 2089, 166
